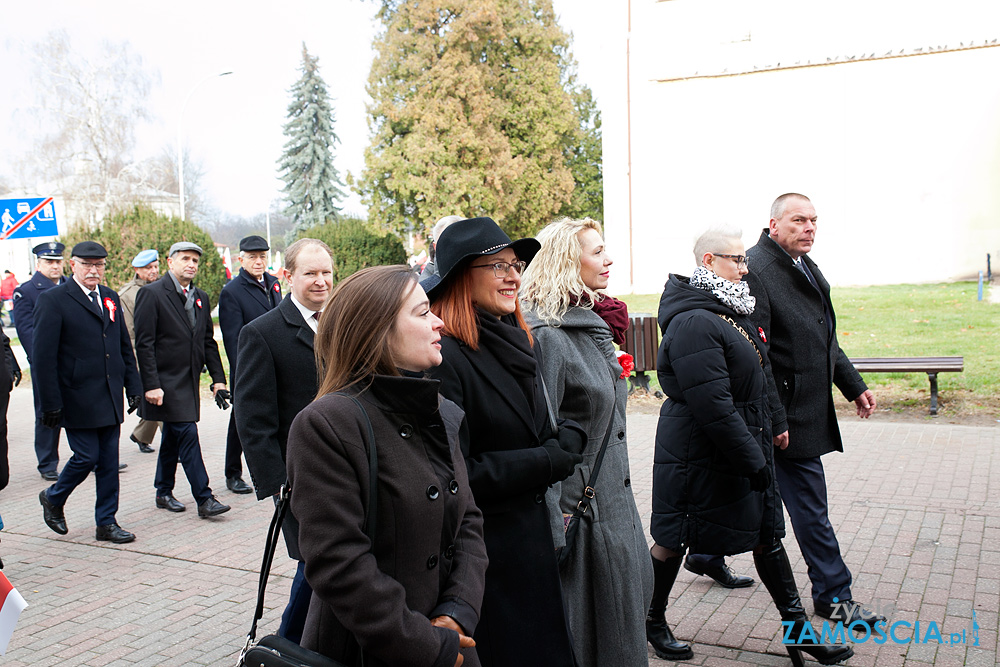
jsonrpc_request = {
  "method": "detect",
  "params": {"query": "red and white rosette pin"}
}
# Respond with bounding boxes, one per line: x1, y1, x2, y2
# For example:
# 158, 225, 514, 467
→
104, 297, 117, 322
273, 283, 280, 293
758, 327, 767, 342
196, 298, 203, 309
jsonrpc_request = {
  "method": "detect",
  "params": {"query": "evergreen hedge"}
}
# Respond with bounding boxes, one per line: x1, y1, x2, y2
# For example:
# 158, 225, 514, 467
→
298, 217, 407, 284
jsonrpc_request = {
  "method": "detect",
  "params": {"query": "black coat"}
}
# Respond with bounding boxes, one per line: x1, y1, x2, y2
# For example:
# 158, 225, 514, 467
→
652, 275, 784, 555
287, 376, 487, 667
134, 274, 225, 422
218, 268, 281, 390
32, 281, 142, 428
12, 271, 66, 365
1, 329, 19, 395
235, 295, 317, 560
745, 230, 868, 459
427, 312, 576, 667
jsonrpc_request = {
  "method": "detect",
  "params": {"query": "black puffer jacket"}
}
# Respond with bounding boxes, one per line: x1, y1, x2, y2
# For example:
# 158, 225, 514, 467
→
650, 274, 785, 555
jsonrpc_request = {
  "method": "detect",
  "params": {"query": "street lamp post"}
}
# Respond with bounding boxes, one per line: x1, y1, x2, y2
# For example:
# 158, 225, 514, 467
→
176, 71, 232, 220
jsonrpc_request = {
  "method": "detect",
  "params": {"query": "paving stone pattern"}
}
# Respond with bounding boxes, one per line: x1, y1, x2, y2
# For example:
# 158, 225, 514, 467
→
0, 383, 996, 665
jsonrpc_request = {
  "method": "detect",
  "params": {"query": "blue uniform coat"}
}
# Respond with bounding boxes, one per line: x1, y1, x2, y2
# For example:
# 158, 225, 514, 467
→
13, 271, 66, 365
32, 281, 142, 428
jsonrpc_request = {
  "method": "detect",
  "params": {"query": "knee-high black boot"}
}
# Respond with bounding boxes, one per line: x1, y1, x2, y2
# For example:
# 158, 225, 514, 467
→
753, 542, 853, 667
646, 550, 694, 661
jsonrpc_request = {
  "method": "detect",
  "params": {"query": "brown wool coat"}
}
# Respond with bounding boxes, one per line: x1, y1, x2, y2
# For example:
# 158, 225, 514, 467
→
287, 376, 487, 667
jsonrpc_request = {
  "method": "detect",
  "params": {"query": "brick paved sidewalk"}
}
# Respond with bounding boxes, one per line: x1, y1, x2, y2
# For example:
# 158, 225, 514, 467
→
0, 383, 997, 665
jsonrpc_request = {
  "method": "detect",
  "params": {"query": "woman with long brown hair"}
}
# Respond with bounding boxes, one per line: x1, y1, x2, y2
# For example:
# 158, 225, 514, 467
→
425, 217, 584, 667
286, 265, 488, 667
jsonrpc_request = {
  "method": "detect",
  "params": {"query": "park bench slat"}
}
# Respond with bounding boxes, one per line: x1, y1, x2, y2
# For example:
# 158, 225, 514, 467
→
848, 356, 964, 415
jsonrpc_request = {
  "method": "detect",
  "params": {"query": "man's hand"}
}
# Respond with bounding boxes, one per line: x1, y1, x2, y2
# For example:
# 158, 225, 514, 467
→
213, 385, 231, 410
430, 616, 474, 667
11, 368, 20, 387
127, 395, 141, 414
773, 430, 789, 450
145, 388, 164, 406
42, 409, 61, 429
854, 389, 876, 419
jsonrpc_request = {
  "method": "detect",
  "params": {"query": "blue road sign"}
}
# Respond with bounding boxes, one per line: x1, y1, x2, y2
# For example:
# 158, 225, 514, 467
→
0, 197, 59, 240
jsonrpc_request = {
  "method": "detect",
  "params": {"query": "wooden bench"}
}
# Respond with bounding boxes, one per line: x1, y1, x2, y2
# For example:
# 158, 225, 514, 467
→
620, 313, 664, 398
849, 357, 964, 415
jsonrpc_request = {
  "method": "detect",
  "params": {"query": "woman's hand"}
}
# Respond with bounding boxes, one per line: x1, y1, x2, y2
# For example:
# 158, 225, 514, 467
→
431, 616, 475, 667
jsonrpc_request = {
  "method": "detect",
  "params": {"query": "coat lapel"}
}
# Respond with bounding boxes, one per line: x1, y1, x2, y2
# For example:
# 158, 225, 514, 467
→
159, 275, 191, 327
67, 282, 103, 323
279, 297, 314, 350
239, 270, 271, 310
457, 341, 537, 436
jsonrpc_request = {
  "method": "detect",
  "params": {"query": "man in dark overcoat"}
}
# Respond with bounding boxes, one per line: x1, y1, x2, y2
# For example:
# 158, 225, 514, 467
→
34, 242, 143, 543
118, 248, 161, 454
218, 234, 281, 495
235, 237, 332, 643
13, 241, 66, 480
744, 192, 880, 627
134, 241, 231, 518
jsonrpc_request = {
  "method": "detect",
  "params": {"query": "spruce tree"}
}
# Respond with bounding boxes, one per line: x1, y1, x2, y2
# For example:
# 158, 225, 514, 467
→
278, 44, 346, 237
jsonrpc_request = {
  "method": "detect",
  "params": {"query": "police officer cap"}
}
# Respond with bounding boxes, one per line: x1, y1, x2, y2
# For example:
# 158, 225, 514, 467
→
168, 241, 203, 257
71, 241, 108, 259
32, 241, 65, 258
239, 235, 269, 252
132, 249, 159, 268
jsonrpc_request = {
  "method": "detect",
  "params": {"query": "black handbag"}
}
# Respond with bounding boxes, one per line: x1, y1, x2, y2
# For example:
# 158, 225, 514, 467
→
238, 394, 377, 667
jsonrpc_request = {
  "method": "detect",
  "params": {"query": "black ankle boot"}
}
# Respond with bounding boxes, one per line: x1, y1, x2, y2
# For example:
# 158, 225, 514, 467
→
753, 542, 853, 666
646, 551, 694, 661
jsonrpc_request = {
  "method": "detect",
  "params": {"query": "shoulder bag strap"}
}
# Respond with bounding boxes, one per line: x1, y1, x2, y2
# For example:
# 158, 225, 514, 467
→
716, 313, 764, 368
241, 392, 378, 651
570, 353, 621, 516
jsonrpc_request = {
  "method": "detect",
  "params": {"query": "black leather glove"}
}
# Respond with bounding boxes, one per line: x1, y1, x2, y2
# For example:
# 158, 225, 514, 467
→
127, 395, 141, 414
214, 389, 231, 410
42, 409, 62, 429
748, 465, 773, 492
556, 426, 586, 456
11, 369, 20, 387
543, 440, 583, 483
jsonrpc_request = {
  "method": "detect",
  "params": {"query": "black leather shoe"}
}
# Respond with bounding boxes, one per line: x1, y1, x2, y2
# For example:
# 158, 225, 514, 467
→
39, 490, 68, 535
684, 557, 755, 588
197, 496, 231, 518
155, 494, 186, 512
96, 523, 136, 543
226, 477, 253, 494
814, 599, 886, 629
40, 470, 59, 481
131, 434, 154, 453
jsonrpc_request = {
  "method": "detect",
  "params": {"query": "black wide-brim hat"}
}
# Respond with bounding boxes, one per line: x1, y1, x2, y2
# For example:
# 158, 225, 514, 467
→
422, 217, 540, 297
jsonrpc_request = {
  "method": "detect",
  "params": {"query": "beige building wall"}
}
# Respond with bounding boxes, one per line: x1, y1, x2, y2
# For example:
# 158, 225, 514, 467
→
604, 0, 1000, 294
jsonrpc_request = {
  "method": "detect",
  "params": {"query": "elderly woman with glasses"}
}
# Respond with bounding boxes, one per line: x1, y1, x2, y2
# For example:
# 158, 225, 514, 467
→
648, 228, 852, 666
424, 217, 583, 667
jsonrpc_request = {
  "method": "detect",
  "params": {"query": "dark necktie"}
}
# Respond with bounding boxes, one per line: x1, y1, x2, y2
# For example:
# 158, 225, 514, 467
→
312, 312, 320, 321
89, 290, 102, 315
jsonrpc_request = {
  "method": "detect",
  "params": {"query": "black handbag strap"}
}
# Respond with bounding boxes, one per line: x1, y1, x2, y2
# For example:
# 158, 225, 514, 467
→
242, 392, 378, 651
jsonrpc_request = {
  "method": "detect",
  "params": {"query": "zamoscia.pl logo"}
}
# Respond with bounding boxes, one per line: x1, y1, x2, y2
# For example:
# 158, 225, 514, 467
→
782, 598, 980, 647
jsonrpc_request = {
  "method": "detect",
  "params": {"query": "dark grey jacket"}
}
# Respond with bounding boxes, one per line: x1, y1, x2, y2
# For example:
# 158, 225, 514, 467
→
745, 230, 868, 459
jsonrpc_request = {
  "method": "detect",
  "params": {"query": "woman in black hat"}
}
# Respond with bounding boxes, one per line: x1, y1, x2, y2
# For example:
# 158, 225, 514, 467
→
424, 217, 583, 667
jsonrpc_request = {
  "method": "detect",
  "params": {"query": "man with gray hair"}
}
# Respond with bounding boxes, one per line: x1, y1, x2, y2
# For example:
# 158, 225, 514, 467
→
134, 241, 231, 519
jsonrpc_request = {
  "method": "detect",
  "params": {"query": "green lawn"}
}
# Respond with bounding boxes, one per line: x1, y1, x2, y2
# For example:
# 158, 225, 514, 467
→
619, 282, 999, 416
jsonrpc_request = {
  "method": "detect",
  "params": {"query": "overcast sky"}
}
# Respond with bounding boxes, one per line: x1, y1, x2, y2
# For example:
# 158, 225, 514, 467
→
0, 0, 619, 219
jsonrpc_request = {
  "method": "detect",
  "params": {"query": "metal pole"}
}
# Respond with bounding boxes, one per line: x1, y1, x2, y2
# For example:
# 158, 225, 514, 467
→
978, 271, 983, 301
177, 72, 233, 220
265, 208, 272, 269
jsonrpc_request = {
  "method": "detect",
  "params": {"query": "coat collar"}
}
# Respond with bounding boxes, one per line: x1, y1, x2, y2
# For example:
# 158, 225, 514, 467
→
157, 273, 193, 322
31, 271, 65, 290
278, 294, 314, 350
65, 281, 111, 329
235, 268, 278, 307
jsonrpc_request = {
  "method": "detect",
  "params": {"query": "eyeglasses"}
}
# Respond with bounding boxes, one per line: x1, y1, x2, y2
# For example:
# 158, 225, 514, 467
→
712, 254, 748, 268
470, 260, 527, 278
78, 261, 106, 269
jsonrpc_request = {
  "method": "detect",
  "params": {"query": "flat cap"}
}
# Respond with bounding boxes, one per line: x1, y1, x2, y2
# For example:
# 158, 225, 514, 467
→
33, 241, 65, 258
239, 235, 269, 252
71, 241, 108, 259
168, 241, 203, 257
132, 249, 159, 268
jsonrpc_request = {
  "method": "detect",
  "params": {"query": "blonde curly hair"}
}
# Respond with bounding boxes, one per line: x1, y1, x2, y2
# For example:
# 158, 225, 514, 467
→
520, 217, 605, 324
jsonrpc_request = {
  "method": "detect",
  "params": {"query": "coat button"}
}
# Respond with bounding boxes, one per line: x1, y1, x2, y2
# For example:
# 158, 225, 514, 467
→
448, 480, 459, 494
818, 318, 825, 325
426, 485, 440, 500
445, 544, 455, 559
427, 555, 438, 569
624, 477, 631, 487
399, 424, 413, 438
534, 493, 544, 504
617, 430, 625, 439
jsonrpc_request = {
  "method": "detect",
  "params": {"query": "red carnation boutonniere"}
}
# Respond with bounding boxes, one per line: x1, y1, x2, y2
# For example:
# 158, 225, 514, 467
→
273, 283, 280, 293
617, 352, 635, 380
196, 298, 203, 309
758, 327, 767, 343
104, 297, 116, 322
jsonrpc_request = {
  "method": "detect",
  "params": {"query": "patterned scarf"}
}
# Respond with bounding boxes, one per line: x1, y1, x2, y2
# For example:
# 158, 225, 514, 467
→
689, 266, 756, 315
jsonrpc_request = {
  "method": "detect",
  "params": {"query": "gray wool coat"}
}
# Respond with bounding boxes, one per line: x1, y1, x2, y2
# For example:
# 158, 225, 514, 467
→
745, 230, 869, 459
525, 305, 653, 667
